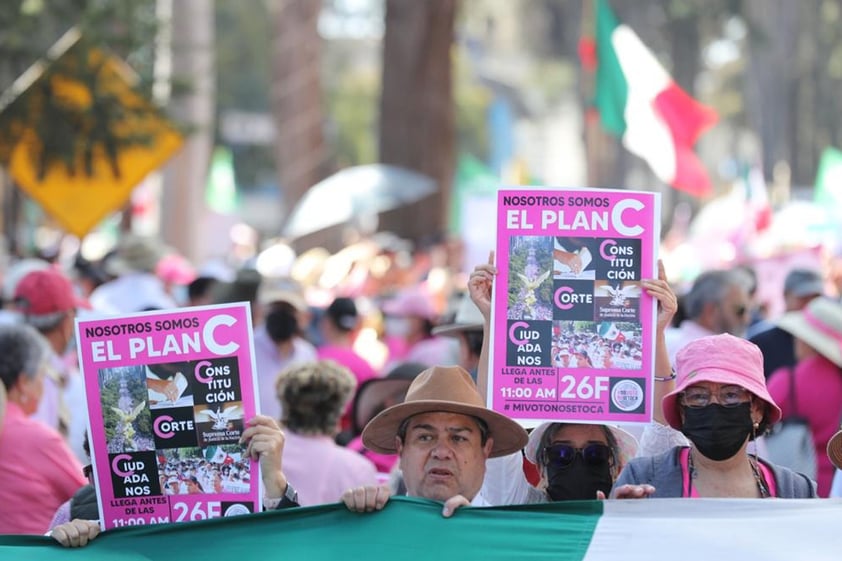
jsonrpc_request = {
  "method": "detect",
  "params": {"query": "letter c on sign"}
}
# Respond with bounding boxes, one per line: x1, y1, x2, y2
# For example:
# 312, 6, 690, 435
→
203, 315, 240, 356
554, 286, 574, 310
508, 321, 531, 345
112, 453, 134, 477
612, 199, 645, 236
195, 360, 213, 384
154, 415, 175, 439
599, 239, 617, 261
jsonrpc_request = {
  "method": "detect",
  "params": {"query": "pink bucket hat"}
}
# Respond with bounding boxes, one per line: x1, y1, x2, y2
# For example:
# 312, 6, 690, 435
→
381, 288, 437, 320
662, 334, 781, 429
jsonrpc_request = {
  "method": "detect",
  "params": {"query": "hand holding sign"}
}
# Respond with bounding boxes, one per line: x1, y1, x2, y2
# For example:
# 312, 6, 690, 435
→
641, 260, 676, 335
240, 415, 287, 498
51, 519, 101, 548
468, 251, 496, 322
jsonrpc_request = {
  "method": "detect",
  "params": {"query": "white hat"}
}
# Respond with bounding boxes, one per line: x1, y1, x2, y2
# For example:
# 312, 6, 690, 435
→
777, 297, 842, 367
257, 276, 307, 311
524, 422, 638, 468
431, 293, 483, 337
105, 235, 170, 276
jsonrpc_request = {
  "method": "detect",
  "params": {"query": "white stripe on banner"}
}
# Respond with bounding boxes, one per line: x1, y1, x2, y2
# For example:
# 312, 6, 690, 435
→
586, 499, 842, 561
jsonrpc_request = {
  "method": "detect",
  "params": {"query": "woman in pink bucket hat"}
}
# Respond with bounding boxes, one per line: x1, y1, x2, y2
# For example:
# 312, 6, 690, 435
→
612, 333, 816, 498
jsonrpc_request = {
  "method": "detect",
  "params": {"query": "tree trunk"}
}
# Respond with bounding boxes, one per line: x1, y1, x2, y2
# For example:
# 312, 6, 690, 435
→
377, 0, 456, 246
269, 0, 327, 237
743, 0, 800, 181
160, 0, 215, 263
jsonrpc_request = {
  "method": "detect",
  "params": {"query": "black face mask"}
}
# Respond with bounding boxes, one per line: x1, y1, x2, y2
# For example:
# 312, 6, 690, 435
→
680, 402, 753, 461
545, 455, 614, 501
265, 307, 298, 343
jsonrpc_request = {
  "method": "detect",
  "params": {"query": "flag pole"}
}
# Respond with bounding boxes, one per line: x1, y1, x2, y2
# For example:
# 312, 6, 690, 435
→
580, 0, 609, 188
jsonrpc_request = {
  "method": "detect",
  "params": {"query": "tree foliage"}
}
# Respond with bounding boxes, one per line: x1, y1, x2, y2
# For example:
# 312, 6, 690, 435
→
0, 0, 164, 180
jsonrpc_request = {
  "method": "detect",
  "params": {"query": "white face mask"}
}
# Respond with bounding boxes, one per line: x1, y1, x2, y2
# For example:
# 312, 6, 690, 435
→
384, 317, 412, 338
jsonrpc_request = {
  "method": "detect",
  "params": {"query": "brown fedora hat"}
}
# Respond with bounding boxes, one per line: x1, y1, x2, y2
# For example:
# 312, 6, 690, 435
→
828, 428, 842, 470
362, 365, 528, 458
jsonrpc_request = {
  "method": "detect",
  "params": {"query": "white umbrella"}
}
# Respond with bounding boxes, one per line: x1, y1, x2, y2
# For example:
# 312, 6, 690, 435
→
282, 164, 437, 239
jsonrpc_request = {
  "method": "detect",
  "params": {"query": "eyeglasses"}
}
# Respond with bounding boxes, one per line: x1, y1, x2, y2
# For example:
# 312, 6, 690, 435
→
680, 385, 752, 408
543, 443, 612, 468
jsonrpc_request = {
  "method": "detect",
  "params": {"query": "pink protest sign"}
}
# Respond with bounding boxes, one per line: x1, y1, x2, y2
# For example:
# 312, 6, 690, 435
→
490, 188, 660, 425
76, 303, 260, 530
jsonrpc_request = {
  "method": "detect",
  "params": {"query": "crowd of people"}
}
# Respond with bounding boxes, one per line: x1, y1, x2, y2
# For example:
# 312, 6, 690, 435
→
0, 232, 841, 549
157, 449, 251, 496
551, 326, 643, 369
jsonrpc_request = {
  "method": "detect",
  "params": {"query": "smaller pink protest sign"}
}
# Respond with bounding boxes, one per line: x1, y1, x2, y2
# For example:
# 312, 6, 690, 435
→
76, 303, 260, 530
490, 187, 660, 425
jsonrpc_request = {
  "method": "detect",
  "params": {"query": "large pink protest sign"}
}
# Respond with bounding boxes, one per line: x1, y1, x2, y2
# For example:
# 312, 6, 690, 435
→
76, 303, 260, 530
490, 188, 660, 425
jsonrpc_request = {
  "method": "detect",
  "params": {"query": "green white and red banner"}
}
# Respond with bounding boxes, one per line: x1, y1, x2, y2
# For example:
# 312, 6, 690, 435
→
2, 497, 838, 560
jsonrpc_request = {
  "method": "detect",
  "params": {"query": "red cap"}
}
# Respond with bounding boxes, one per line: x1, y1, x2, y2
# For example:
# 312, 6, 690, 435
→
13, 268, 84, 316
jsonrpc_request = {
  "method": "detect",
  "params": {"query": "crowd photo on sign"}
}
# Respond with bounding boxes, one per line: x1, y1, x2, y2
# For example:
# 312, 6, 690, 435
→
2, 0, 842, 559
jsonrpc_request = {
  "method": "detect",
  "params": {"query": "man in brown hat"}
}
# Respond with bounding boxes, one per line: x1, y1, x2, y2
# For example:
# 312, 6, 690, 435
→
342, 365, 527, 516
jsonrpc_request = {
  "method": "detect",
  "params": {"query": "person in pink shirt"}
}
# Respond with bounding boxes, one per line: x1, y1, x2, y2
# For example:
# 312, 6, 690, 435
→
0, 323, 86, 535
317, 297, 378, 434
381, 287, 457, 369
768, 297, 842, 496
0, 381, 5, 430
14, 267, 90, 464
276, 360, 378, 505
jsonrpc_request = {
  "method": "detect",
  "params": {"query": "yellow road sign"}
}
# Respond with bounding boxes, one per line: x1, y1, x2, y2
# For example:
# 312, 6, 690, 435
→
1, 29, 183, 238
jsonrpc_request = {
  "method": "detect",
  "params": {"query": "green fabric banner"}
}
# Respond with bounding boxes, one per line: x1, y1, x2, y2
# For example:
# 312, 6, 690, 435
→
0, 497, 602, 561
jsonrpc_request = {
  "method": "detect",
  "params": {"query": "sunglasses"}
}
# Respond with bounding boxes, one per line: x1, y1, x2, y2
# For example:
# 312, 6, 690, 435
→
543, 443, 612, 468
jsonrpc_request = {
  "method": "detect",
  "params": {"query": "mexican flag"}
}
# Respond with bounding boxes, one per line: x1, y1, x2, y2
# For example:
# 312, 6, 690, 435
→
597, 321, 620, 340
204, 446, 226, 464
6, 497, 836, 559
594, 0, 717, 197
